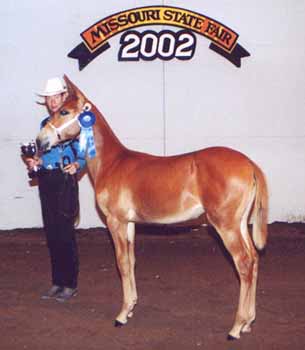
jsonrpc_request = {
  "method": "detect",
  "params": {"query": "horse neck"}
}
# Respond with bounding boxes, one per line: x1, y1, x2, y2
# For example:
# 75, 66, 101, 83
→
87, 105, 126, 180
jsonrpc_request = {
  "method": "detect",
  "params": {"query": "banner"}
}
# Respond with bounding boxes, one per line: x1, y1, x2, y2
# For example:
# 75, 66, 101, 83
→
68, 6, 250, 70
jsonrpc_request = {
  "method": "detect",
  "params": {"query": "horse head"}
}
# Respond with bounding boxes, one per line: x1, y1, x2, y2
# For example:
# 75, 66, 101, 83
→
36, 75, 89, 152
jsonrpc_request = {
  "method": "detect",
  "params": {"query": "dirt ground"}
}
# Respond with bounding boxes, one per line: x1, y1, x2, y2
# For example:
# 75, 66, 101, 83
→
0, 222, 304, 350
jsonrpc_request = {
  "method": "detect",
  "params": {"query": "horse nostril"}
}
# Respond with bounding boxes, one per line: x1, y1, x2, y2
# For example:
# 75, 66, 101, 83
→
36, 138, 41, 151
44, 141, 50, 151
36, 137, 50, 152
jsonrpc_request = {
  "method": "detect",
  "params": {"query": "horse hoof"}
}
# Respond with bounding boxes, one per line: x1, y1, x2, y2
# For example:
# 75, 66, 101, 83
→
227, 334, 238, 341
114, 320, 126, 328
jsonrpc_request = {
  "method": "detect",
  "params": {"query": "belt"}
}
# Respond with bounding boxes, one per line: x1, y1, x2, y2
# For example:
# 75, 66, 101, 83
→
38, 167, 62, 176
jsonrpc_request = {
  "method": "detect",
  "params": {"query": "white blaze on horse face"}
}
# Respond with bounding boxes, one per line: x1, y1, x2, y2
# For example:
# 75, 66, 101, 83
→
37, 124, 59, 151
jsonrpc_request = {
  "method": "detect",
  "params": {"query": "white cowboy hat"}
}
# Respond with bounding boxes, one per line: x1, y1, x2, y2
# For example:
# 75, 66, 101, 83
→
37, 77, 67, 96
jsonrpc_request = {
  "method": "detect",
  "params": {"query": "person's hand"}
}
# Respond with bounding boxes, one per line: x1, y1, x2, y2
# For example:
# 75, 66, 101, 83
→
63, 162, 80, 175
25, 157, 41, 171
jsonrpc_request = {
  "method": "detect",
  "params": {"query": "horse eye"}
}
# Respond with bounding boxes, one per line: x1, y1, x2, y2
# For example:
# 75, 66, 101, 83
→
60, 110, 69, 116
83, 102, 92, 111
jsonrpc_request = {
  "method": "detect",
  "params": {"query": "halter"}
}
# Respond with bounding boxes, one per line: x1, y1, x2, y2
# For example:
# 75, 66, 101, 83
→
48, 102, 92, 141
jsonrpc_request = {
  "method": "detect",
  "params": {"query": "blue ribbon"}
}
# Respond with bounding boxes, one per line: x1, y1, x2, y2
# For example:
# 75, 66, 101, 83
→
78, 111, 96, 159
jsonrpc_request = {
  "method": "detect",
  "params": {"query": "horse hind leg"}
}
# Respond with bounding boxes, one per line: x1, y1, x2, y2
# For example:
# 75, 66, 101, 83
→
239, 226, 259, 335
213, 223, 257, 339
238, 186, 259, 334
230, 234, 258, 339
208, 199, 257, 340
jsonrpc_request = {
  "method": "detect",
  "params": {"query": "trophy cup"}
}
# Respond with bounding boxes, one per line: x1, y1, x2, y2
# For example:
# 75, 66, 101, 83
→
21, 141, 39, 178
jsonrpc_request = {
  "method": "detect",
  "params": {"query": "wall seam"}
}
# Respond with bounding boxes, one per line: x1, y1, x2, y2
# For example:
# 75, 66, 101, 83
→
162, 0, 166, 155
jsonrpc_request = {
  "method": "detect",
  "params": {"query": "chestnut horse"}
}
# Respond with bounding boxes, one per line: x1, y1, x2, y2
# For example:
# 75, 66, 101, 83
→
36, 76, 268, 340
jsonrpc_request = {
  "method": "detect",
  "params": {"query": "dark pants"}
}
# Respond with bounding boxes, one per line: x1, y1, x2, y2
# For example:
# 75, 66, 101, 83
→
38, 169, 79, 289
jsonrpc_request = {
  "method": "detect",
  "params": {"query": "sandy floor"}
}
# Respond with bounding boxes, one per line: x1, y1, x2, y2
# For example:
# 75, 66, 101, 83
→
0, 222, 304, 350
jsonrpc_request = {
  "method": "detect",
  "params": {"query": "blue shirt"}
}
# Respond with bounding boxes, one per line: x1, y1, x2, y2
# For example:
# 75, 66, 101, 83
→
40, 117, 86, 171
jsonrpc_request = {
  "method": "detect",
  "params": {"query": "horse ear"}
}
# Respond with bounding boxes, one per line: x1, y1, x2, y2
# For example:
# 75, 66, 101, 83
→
63, 75, 86, 102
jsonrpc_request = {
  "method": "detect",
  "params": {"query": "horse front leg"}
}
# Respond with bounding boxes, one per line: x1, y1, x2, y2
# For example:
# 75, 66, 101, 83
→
126, 222, 138, 318
107, 216, 137, 326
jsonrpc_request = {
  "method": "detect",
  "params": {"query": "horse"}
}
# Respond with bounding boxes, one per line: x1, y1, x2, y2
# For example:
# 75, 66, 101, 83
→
36, 75, 268, 340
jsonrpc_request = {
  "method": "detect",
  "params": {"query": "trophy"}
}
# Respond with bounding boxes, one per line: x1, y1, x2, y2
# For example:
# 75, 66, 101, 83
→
21, 141, 39, 178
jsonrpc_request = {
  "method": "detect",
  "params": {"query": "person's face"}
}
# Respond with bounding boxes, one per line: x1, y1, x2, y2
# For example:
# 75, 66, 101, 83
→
45, 93, 66, 113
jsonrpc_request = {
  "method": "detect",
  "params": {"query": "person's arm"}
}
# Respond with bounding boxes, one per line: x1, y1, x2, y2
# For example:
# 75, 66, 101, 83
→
63, 140, 86, 175
24, 117, 50, 172
25, 156, 42, 171
63, 162, 80, 175
24, 118, 48, 172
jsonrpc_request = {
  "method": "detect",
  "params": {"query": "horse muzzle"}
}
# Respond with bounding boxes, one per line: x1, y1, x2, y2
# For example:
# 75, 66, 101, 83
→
36, 136, 50, 152
36, 128, 55, 152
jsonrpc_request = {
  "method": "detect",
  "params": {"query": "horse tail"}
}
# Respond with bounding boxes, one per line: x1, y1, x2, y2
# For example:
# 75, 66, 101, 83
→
252, 163, 269, 250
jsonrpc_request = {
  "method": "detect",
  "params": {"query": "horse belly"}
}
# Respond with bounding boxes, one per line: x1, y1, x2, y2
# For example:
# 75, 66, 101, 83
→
136, 187, 205, 225
149, 203, 205, 224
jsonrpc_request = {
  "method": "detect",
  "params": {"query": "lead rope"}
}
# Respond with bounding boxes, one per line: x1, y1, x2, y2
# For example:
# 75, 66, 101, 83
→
57, 142, 79, 219
58, 143, 65, 172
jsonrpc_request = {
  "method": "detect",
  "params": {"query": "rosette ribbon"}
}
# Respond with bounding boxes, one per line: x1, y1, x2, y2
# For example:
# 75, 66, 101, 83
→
78, 111, 96, 159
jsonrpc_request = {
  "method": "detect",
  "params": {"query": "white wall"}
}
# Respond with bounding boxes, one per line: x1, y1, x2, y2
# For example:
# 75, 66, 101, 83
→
1, 0, 304, 229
